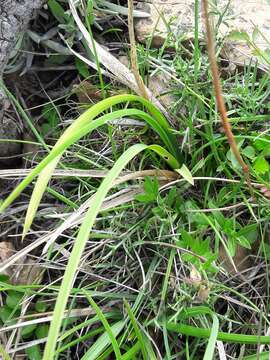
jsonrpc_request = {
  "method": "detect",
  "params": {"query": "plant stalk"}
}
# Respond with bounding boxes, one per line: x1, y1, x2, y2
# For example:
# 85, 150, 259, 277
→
128, 0, 149, 100
202, 0, 251, 187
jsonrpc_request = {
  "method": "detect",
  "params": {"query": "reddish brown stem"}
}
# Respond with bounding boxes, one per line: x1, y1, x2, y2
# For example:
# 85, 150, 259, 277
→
202, 0, 251, 185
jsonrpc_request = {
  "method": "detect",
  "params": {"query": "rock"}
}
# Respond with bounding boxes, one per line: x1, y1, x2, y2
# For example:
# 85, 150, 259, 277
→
0, 0, 44, 165
135, 0, 270, 66
0, 0, 44, 73
22, 131, 39, 167
0, 114, 21, 166
0, 241, 43, 285
148, 72, 176, 110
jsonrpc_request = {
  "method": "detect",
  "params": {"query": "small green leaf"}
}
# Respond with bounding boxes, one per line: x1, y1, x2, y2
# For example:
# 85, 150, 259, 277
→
0, 306, 13, 323
0, 274, 9, 282
41, 104, 59, 135
41, 123, 51, 136
21, 323, 37, 338
25, 345, 42, 360
87, 0, 95, 25
242, 146, 255, 159
228, 30, 250, 42
135, 193, 156, 203
253, 156, 269, 174
42, 104, 58, 127
237, 236, 251, 250
254, 138, 269, 151
166, 187, 177, 207
227, 238, 237, 257
75, 58, 90, 79
36, 324, 49, 339
176, 164, 194, 185
135, 177, 159, 203
35, 300, 47, 313
46, 54, 69, 65
48, 0, 69, 24
181, 229, 194, 247
226, 139, 245, 169
144, 176, 158, 195
238, 224, 258, 244
6, 291, 23, 309
262, 144, 270, 157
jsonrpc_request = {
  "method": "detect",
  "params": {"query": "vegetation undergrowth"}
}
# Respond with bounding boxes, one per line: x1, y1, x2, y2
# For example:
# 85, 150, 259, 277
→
1, 0, 270, 359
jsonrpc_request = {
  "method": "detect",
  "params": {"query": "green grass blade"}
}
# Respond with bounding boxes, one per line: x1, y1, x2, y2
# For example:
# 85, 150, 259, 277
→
0, 344, 12, 360
83, 292, 122, 360
160, 249, 175, 359
57, 328, 104, 355
22, 108, 179, 236
42, 142, 175, 359
123, 299, 148, 360
0, 94, 181, 236
1, 83, 47, 149
58, 313, 119, 344
166, 322, 270, 344
121, 342, 141, 360
23, 160, 61, 238
203, 313, 219, 360
42, 144, 148, 359
147, 145, 179, 169
137, 334, 157, 360
81, 321, 125, 360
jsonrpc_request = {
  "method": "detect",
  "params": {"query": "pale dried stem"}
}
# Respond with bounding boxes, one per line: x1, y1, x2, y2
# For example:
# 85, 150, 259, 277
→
128, 0, 149, 100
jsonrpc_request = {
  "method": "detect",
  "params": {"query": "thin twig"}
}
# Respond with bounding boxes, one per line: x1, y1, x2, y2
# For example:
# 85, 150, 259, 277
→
202, 0, 252, 188
128, 0, 149, 100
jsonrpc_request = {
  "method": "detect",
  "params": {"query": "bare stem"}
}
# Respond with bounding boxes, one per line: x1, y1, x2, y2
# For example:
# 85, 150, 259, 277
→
202, 0, 251, 185
128, 0, 149, 100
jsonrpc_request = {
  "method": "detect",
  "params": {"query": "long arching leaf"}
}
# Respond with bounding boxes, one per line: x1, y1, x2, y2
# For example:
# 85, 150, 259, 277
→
42, 143, 177, 359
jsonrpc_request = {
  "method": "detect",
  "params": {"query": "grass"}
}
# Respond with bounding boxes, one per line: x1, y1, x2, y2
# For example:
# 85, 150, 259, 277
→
1, 0, 270, 359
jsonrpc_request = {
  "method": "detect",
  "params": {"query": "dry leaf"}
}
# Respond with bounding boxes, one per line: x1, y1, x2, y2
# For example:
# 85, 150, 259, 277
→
260, 186, 270, 198
219, 243, 251, 274
189, 265, 202, 287
0, 242, 43, 285
196, 284, 210, 302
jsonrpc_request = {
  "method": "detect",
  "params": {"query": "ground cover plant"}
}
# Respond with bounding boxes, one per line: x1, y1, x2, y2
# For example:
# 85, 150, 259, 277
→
1, 0, 270, 359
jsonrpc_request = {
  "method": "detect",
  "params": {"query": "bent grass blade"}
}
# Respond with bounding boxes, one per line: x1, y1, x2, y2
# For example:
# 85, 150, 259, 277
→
42, 142, 179, 359
0, 95, 181, 236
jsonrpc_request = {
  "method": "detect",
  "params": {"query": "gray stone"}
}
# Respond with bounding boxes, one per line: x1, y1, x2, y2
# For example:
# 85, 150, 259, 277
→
0, 115, 21, 165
